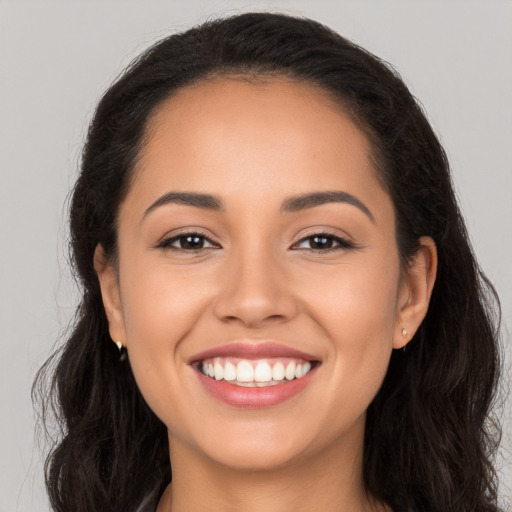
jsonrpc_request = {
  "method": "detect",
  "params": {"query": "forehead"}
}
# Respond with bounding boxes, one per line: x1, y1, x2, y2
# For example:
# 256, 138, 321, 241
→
142, 77, 369, 165
127, 77, 389, 218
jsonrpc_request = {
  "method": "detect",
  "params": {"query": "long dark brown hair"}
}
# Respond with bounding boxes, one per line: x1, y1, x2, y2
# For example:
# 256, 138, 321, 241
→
34, 12, 503, 512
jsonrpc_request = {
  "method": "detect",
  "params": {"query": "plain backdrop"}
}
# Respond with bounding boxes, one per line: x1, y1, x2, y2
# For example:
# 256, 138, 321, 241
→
0, 1, 510, 511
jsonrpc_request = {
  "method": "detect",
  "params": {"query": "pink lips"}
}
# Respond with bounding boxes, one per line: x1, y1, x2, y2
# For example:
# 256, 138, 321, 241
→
189, 342, 319, 409
189, 342, 318, 364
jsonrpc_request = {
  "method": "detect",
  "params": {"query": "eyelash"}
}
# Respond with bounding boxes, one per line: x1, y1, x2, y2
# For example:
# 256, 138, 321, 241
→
156, 230, 355, 253
293, 232, 355, 252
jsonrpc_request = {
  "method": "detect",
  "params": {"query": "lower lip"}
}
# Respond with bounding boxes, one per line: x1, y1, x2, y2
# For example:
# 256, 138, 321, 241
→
195, 368, 317, 408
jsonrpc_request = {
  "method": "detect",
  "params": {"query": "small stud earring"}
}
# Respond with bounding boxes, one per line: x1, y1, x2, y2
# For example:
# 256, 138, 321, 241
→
114, 340, 127, 362
401, 329, 408, 352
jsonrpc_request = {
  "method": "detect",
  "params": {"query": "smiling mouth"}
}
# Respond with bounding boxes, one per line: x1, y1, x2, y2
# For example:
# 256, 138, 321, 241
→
194, 357, 319, 387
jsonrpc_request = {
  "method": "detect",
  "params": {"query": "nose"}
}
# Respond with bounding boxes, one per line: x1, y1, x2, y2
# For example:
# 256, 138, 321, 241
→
212, 247, 299, 328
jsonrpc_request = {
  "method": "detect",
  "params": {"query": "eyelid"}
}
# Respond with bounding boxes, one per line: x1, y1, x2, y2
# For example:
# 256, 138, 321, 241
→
291, 231, 355, 251
156, 229, 220, 251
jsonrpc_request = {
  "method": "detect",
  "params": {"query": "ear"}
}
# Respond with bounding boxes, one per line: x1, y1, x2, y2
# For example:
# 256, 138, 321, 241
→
93, 244, 127, 345
394, 236, 438, 349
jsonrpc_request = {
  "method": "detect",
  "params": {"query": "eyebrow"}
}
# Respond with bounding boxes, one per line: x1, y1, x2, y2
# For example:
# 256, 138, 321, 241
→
280, 191, 374, 222
143, 192, 225, 218
143, 190, 374, 222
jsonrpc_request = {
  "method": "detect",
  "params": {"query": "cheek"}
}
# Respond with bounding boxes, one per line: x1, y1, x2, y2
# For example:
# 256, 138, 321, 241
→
120, 253, 209, 342
303, 249, 400, 339
306, 253, 400, 403
116, 256, 211, 417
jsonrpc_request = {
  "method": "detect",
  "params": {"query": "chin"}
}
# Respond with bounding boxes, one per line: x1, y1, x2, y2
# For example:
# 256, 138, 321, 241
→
203, 441, 307, 472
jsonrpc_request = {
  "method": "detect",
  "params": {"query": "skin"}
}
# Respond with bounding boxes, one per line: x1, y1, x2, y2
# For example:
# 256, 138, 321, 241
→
95, 78, 437, 512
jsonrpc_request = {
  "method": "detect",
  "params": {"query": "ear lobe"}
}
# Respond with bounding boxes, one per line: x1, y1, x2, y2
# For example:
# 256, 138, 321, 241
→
394, 236, 437, 349
93, 244, 126, 344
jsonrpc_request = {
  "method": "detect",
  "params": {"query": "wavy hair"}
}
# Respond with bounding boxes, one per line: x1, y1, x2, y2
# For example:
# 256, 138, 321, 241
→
34, 12, 503, 512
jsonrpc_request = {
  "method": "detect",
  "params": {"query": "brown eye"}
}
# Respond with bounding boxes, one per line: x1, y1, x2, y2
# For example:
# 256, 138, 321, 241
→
158, 232, 219, 251
308, 235, 335, 250
177, 234, 206, 249
293, 233, 354, 252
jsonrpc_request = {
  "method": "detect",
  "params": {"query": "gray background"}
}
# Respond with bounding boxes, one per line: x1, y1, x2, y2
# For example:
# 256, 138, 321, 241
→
0, 1, 510, 511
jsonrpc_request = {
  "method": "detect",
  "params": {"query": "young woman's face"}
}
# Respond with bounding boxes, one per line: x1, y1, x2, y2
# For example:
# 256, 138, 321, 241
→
98, 78, 431, 472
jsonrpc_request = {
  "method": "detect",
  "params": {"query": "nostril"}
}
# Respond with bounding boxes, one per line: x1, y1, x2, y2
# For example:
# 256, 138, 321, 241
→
212, 280, 299, 327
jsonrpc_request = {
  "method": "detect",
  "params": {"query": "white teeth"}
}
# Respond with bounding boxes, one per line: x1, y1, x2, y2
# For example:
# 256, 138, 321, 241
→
285, 361, 296, 381
223, 361, 237, 381
254, 361, 272, 382
301, 361, 311, 377
199, 357, 314, 385
236, 361, 254, 382
214, 360, 223, 380
272, 362, 285, 381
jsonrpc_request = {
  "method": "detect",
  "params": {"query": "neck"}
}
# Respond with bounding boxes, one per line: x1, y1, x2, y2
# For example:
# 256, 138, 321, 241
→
157, 426, 389, 512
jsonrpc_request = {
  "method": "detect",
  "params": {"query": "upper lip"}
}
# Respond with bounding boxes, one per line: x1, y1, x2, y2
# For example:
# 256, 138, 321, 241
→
188, 341, 319, 363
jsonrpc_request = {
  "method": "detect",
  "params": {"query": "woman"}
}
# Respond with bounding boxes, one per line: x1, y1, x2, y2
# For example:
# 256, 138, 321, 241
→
36, 12, 503, 512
